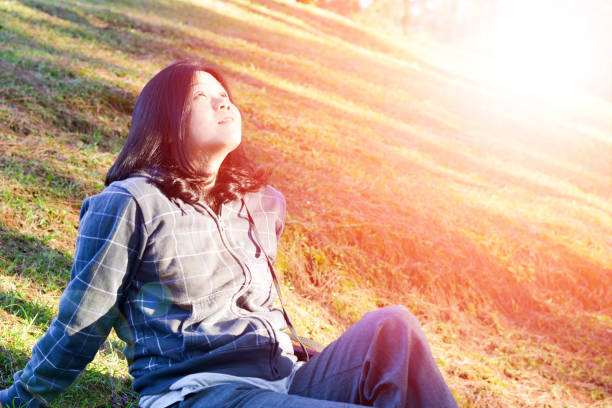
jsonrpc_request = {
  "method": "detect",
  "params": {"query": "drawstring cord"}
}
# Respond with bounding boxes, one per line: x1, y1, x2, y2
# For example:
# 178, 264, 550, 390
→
242, 199, 324, 361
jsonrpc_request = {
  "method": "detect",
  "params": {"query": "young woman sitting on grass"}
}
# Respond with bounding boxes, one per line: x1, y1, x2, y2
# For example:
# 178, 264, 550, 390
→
1, 59, 458, 408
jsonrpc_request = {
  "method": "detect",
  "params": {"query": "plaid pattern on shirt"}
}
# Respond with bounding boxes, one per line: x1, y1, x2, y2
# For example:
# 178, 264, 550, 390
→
2, 176, 296, 407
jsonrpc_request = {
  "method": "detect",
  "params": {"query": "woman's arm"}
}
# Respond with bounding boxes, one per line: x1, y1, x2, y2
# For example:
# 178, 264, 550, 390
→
1, 186, 146, 408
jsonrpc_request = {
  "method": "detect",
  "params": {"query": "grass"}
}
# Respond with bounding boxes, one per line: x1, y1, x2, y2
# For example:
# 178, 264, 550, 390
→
1, 0, 611, 406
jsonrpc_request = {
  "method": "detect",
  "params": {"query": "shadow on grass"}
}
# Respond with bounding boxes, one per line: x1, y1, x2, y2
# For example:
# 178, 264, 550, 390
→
8, 0, 608, 203
7, 0, 573, 203
0, 344, 138, 408
4, 1, 411, 152
0, 224, 137, 407
0, 225, 72, 291
0, 345, 29, 389
0, 155, 92, 208
204, 0, 492, 103
0, 57, 134, 151
13, 0, 426, 119
0, 288, 55, 332
1, 3, 142, 148
29, 0, 607, 202
223, 0, 402, 55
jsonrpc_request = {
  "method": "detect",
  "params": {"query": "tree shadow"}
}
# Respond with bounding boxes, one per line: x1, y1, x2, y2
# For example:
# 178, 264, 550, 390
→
9, 0, 606, 208
0, 288, 55, 332
221, 0, 492, 93
7, 0, 473, 167
0, 343, 138, 408
0, 61, 134, 152
24, 0, 420, 96
0, 225, 138, 407
2, 2, 150, 148
0, 224, 72, 291
0, 345, 30, 389
223, 0, 403, 57
0, 155, 92, 209
5, 1, 417, 150
6, 0, 609, 287
19, 0, 92, 26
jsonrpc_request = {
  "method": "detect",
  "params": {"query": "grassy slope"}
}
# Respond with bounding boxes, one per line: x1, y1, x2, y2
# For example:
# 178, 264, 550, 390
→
0, 0, 611, 406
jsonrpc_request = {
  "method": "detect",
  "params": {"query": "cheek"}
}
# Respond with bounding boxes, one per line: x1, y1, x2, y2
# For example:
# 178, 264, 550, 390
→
188, 111, 215, 143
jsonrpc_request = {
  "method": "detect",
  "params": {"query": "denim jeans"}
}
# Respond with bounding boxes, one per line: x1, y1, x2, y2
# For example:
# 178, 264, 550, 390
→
179, 306, 458, 408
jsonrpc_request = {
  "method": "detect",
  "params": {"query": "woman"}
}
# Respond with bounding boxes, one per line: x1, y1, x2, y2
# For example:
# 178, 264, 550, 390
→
1, 60, 458, 408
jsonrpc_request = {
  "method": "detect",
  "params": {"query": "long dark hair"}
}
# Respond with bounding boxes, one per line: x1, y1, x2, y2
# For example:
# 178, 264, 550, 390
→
105, 59, 268, 212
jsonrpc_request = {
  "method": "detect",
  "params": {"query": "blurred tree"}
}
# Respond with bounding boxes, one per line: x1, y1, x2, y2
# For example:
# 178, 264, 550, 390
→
401, 0, 410, 35
323, 0, 361, 15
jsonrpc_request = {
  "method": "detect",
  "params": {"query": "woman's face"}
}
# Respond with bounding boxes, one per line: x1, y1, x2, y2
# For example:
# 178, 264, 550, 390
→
184, 71, 242, 174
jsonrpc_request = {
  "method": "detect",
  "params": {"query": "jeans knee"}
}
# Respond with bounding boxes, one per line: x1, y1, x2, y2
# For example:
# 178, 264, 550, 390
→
363, 305, 422, 334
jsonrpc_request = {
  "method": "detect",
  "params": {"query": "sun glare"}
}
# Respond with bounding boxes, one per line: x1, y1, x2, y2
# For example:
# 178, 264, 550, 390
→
481, 0, 611, 103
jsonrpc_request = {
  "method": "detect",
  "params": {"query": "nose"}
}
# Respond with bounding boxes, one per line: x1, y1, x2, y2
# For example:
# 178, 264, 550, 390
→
216, 100, 231, 111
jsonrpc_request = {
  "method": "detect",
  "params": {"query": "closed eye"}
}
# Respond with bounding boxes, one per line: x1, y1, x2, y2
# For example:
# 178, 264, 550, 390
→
194, 91, 207, 99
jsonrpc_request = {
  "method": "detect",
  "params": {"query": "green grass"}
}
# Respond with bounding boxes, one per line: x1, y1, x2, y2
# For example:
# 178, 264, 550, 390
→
1, 0, 611, 406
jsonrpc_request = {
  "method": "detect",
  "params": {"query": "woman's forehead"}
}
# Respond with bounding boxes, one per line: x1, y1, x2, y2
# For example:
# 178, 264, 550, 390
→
191, 71, 225, 92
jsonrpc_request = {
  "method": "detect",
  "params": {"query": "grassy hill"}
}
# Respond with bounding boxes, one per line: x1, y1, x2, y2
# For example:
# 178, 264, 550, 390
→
1, 0, 611, 406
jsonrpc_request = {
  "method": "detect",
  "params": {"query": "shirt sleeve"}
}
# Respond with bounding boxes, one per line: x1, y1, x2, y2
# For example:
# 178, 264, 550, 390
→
1, 186, 146, 407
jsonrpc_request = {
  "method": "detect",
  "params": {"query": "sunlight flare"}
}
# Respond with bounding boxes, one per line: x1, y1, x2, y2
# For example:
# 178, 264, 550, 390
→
482, 0, 611, 102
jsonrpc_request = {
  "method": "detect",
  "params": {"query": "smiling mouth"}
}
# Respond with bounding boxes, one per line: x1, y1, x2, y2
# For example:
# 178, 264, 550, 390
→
218, 117, 234, 124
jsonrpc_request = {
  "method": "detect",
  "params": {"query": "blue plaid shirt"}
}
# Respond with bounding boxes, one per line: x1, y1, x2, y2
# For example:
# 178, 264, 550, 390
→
1, 176, 297, 407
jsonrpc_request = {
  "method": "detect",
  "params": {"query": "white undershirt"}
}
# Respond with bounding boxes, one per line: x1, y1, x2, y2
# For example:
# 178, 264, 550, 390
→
139, 362, 305, 408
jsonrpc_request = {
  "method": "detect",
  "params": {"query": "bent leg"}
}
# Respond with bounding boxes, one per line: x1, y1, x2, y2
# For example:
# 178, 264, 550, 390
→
289, 306, 458, 408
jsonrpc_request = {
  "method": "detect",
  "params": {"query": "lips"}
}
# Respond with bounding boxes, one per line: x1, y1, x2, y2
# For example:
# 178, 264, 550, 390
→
218, 117, 234, 125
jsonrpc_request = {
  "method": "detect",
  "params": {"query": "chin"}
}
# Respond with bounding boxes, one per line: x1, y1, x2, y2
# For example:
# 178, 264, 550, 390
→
228, 134, 242, 150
